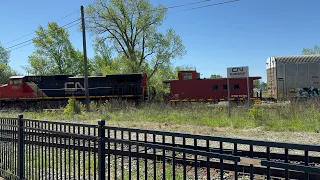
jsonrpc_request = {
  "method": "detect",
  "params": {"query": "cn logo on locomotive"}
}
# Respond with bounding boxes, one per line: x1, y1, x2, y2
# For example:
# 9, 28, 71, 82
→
64, 82, 85, 92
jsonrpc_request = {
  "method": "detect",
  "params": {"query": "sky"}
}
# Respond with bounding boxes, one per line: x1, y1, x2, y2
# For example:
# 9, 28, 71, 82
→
1, 0, 320, 82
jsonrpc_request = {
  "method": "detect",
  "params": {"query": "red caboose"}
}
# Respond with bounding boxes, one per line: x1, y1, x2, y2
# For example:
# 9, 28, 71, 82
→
163, 70, 261, 103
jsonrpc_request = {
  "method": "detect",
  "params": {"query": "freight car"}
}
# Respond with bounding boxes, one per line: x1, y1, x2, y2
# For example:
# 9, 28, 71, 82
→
0, 72, 149, 109
266, 55, 320, 100
163, 70, 261, 103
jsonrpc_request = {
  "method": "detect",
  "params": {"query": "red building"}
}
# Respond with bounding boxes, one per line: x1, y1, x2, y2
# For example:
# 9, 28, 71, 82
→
163, 70, 261, 103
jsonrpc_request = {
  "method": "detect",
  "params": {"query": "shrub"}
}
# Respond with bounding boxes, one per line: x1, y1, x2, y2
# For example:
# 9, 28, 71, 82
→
63, 97, 84, 116
248, 105, 264, 122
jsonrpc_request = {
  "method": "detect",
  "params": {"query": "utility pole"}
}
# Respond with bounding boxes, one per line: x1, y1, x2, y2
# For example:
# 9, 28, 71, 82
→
81, 5, 90, 111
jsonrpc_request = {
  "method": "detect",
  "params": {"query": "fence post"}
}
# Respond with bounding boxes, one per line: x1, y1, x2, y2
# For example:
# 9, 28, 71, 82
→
98, 120, 106, 180
17, 114, 25, 180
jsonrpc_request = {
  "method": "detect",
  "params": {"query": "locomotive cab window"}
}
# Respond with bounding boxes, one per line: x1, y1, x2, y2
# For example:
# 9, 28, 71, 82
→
212, 85, 218, 91
233, 84, 240, 90
10, 79, 23, 85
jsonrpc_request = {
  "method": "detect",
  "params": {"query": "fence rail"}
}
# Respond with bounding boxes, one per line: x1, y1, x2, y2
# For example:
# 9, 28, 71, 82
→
0, 115, 319, 180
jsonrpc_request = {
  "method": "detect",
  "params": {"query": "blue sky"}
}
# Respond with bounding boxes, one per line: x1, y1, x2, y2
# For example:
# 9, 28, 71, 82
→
1, 0, 320, 82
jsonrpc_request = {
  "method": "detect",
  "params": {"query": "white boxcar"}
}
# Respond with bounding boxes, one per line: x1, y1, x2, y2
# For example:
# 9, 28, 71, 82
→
266, 55, 320, 100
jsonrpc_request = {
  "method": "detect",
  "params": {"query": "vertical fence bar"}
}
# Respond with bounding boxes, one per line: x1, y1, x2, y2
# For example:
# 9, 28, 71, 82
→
219, 141, 223, 180
17, 114, 24, 180
153, 134, 156, 180
234, 143, 238, 180
206, 140, 210, 180
305, 150, 309, 180
162, 135, 165, 180
94, 127, 97, 180
266, 146, 270, 180
121, 131, 124, 180
77, 126, 80, 180
172, 136, 176, 180
114, 129, 117, 180
136, 131, 139, 180
129, 131, 132, 180
107, 128, 111, 180
285, 148, 289, 180
194, 138, 198, 180
183, 137, 186, 180
98, 120, 106, 180
250, 144, 254, 180
144, 133, 147, 180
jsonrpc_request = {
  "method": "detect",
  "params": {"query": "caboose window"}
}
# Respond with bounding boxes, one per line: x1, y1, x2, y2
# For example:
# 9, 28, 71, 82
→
223, 84, 228, 90
183, 73, 192, 80
233, 84, 240, 89
212, 85, 218, 91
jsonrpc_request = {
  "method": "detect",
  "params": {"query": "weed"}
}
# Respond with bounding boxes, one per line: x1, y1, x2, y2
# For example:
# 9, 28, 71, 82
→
1, 100, 320, 133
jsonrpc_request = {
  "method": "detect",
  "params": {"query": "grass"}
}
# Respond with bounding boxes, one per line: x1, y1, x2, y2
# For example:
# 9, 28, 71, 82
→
0, 99, 320, 133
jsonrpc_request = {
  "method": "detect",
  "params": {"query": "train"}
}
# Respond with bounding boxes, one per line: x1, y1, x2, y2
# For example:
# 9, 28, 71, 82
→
266, 54, 320, 100
0, 73, 150, 109
163, 70, 262, 103
0, 69, 262, 109
1, 54, 319, 109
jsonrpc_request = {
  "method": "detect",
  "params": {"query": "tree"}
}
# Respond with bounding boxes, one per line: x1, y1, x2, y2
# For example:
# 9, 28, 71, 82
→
0, 42, 9, 64
150, 64, 195, 100
302, 45, 320, 55
0, 62, 17, 85
253, 80, 267, 91
254, 79, 261, 89
91, 37, 121, 75
26, 22, 91, 75
85, 0, 186, 81
210, 74, 222, 78
0, 43, 16, 85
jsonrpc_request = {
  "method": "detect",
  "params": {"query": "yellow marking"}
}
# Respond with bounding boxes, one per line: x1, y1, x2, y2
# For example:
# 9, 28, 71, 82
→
199, 99, 203, 101
219, 98, 224, 100
230, 98, 235, 100
182, 99, 188, 102
207, 99, 213, 101
190, 99, 196, 102
239, 98, 244, 100
170, 100, 179, 102
254, 100, 262, 104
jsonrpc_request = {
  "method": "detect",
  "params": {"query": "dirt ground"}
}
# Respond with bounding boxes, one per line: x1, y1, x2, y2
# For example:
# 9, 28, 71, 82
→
102, 120, 320, 146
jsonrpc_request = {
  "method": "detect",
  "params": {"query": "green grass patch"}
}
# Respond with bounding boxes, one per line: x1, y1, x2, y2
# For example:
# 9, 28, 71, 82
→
1, 99, 320, 133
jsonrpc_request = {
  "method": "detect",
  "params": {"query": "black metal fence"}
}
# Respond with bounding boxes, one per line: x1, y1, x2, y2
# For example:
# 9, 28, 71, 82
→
0, 115, 319, 180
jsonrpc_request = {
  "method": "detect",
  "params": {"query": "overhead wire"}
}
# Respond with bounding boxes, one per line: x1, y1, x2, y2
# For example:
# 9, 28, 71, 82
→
6, 19, 81, 51
3, 9, 80, 46
6, 0, 240, 51
176, 0, 240, 12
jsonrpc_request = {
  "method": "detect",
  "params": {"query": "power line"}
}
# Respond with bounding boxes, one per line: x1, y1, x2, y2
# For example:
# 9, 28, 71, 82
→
86, 0, 216, 19
7, 0, 240, 51
7, 19, 81, 52
166, 0, 214, 10
177, 0, 240, 12
3, 9, 80, 46
86, 0, 239, 20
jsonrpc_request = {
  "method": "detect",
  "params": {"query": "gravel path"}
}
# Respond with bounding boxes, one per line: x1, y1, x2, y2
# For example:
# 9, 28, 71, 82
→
101, 120, 320, 157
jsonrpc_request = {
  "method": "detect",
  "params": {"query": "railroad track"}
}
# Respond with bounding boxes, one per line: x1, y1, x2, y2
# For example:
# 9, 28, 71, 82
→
0, 130, 319, 179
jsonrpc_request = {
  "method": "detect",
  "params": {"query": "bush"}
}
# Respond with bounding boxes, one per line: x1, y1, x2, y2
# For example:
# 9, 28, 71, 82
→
248, 105, 264, 123
63, 97, 84, 116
